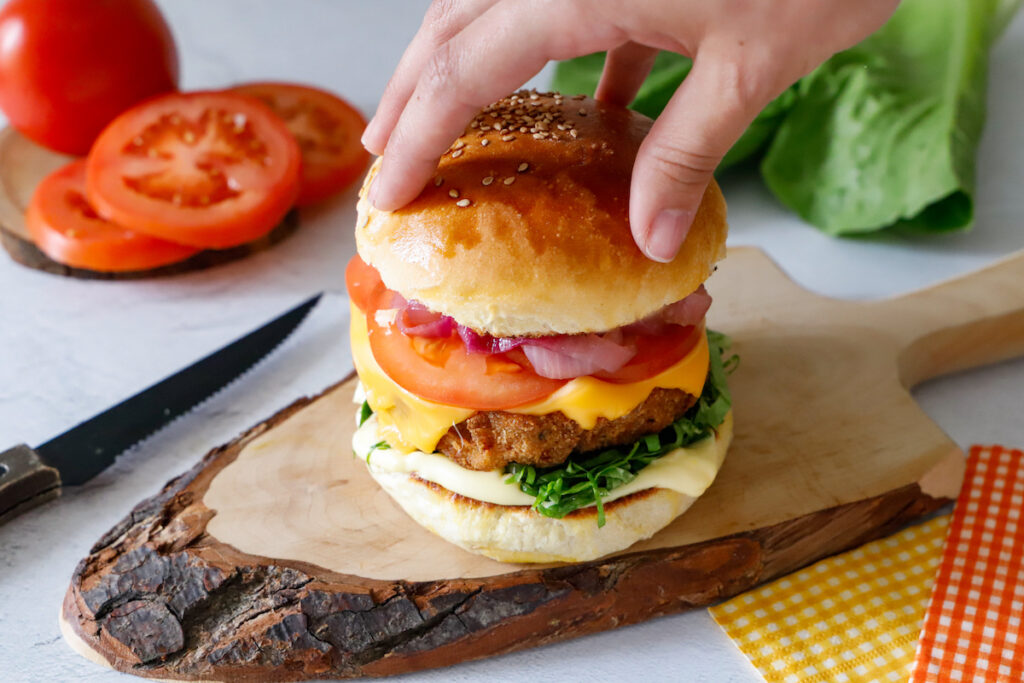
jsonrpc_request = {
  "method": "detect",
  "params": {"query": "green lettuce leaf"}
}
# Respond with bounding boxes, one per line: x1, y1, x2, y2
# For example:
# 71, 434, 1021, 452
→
505, 330, 737, 527
762, 0, 1019, 234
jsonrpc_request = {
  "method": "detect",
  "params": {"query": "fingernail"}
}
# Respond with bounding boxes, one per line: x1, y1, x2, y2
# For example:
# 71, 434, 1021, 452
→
361, 126, 377, 152
644, 209, 693, 262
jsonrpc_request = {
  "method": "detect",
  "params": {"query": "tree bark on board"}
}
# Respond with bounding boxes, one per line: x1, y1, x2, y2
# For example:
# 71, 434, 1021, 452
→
62, 385, 949, 681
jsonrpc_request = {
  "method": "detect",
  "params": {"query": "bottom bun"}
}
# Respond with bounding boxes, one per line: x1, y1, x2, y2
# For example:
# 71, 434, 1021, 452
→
362, 413, 733, 564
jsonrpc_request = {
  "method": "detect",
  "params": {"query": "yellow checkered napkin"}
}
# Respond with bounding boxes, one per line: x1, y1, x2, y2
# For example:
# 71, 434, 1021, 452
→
710, 516, 949, 683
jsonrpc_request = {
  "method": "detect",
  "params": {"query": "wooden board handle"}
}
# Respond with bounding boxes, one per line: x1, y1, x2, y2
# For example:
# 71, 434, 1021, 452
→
874, 250, 1024, 386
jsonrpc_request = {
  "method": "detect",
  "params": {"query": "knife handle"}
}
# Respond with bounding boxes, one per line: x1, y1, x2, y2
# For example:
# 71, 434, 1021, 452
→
0, 444, 61, 525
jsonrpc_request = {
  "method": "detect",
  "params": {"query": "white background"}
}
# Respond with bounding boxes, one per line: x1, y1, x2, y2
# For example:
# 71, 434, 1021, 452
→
1, 2, 1022, 681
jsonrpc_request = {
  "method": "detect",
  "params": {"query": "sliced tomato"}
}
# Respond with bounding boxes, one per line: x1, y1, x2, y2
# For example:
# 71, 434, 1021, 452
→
345, 254, 386, 312
592, 324, 703, 384
85, 91, 302, 249
229, 82, 369, 206
26, 160, 200, 272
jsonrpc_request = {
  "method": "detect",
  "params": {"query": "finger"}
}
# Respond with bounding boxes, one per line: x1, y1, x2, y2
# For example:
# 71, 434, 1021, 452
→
629, 55, 768, 262
594, 42, 658, 107
371, 0, 613, 211
362, 0, 499, 154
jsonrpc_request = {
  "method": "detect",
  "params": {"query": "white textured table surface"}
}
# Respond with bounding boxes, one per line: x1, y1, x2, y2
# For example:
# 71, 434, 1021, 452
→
1, 2, 1022, 681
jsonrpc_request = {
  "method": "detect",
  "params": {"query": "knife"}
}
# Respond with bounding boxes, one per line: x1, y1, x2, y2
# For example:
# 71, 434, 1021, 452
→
0, 294, 322, 525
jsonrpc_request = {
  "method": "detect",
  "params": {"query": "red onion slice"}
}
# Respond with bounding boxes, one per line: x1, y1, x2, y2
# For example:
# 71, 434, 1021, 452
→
625, 286, 711, 335
522, 334, 636, 379
659, 286, 712, 327
394, 298, 455, 338
392, 286, 709, 380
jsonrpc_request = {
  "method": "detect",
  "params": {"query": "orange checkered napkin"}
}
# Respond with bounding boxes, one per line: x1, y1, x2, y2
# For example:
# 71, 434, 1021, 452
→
710, 515, 949, 683
911, 445, 1024, 682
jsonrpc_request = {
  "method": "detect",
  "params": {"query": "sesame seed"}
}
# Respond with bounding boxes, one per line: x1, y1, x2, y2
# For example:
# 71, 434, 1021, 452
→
452, 140, 466, 150
449, 189, 460, 198
451, 149, 463, 158
517, 162, 529, 173
434, 177, 444, 187
503, 177, 515, 185
482, 176, 494, 186
480, 139, 490, 147
456, 198, 471, 207
467, 90, 585, 148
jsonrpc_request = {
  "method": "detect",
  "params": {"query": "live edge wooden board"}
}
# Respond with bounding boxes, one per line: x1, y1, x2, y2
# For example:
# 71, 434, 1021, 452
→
0, 128, 299, 279
61, 246, 1024, 680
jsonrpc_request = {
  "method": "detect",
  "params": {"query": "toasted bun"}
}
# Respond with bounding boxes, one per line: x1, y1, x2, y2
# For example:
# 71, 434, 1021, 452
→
356, 91, 728, 337
366, 413, 733, 563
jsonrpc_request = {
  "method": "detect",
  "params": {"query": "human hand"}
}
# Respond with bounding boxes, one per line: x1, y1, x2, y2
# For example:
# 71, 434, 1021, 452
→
363, 0, 898, 262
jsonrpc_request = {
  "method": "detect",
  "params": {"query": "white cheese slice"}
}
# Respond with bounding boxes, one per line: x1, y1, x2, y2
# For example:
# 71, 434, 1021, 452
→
352, 408, 731, 509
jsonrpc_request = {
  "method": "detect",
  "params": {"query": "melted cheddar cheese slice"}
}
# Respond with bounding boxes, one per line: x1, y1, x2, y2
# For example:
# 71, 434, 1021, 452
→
350, 304, 710, 454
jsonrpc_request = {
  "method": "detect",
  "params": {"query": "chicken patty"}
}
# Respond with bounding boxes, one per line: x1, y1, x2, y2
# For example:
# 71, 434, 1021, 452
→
435, 388, 698, 471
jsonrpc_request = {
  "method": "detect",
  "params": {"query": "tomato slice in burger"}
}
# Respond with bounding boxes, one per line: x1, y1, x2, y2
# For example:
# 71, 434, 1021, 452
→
229, 82, 369, 206
86, 91, 302, 249
345, 254, 388, 312
26, 160, 200, 272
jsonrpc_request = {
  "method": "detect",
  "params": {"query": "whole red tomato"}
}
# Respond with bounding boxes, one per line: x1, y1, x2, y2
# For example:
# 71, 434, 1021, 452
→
0, 0, 179, 155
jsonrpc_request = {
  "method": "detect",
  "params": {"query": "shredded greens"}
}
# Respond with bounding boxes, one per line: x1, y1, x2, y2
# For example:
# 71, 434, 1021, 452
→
358, 400, 373, 427
504, 330, 737, 527
366, 439, 390, 463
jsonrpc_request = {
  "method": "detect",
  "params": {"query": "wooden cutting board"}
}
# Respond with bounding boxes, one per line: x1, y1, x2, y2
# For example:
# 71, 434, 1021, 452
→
61, 246, 1024, 680
0, 127, 299, 279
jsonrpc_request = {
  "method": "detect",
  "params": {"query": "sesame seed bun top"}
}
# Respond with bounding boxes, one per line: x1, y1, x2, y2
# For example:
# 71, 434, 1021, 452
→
354, 91, 728, 337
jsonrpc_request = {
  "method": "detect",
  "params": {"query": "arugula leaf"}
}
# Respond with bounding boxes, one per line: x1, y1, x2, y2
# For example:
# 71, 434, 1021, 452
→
762, 0, 1020, 234
366, 439, 390, 464
357, 403, 391, 462
505, 330, 737, 526
358, 400, 373, 427
551, 52, 796, 172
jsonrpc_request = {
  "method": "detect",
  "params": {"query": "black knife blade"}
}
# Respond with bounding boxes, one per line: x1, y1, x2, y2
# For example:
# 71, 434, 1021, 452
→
0, 294, 321, 523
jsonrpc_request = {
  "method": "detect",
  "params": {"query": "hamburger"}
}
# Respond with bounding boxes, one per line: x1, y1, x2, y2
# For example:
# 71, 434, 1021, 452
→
347, 91, 733, 563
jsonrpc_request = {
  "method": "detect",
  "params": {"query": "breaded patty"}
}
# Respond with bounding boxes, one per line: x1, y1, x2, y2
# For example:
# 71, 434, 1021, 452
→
435, 388, 697, 471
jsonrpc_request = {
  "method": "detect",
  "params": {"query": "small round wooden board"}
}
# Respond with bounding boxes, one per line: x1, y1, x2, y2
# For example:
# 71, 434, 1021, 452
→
0, 127, 300, 279
60, 246, 1024, 680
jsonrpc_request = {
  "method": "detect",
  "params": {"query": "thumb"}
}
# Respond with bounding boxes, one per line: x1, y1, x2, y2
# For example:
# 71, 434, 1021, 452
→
630, 57, 765, 262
